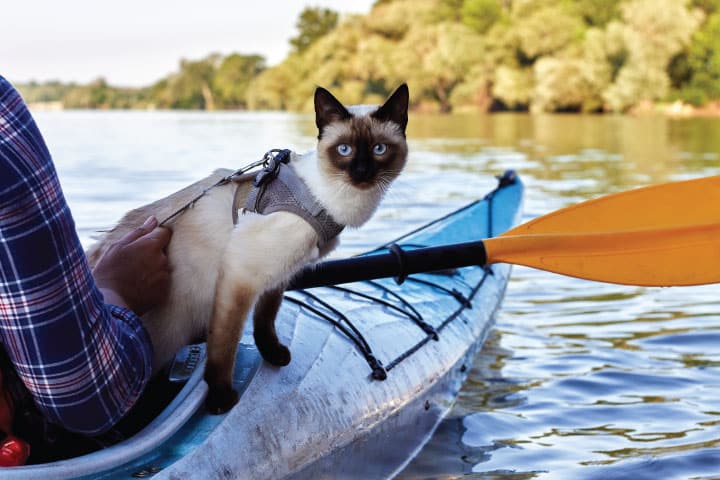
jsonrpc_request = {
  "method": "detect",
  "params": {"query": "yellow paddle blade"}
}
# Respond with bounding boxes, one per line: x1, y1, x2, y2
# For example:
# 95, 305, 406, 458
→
484, 223, 720, 286
504, 175, 720, 236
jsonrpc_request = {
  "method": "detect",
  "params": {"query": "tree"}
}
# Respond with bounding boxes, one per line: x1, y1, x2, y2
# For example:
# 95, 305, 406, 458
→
603, 0, 703, 111
395, 22, 486, 112
289, 7, 339, 54
680, 11, 720, 104
532, 52, 610, 113
212, 54, 266, 108
493, 65, 533, 109
246, 54, 308, 110
573, 0, 622, 26
692, 0, 720, 14
364, 0, 436, 39
154, 55, 219, 109
512, 5, 585, 60
462, 0, 505, 34
16, 81, 75, 104
433, 0, 465, 22
449, 65, 494, 111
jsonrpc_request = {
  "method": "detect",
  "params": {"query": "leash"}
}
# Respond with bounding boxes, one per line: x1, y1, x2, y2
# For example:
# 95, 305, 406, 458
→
158, 149, 288, 227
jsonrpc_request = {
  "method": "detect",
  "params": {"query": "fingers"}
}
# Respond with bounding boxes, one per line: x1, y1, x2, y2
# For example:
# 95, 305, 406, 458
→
118, 216, 158, 245
92, 215, 173, 315
118, 216, 172, 251
142, 224, 172, 249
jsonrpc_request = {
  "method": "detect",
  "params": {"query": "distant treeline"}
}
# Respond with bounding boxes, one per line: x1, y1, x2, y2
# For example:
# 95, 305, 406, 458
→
16, 0, 720, 113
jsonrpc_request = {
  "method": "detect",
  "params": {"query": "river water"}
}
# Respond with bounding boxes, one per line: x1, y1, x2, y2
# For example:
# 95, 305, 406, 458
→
33, 110, 720, 479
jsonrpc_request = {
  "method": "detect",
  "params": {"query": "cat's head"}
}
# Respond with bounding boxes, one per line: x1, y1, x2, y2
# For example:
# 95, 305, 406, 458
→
314, 84, 409, 192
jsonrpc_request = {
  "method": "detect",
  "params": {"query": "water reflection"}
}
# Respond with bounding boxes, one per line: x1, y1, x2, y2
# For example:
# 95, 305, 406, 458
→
410, 113, 720, 190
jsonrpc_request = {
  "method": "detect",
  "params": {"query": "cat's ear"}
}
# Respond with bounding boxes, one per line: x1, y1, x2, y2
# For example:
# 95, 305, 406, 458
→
315, 87, 351, 136
372, 84, 409, 136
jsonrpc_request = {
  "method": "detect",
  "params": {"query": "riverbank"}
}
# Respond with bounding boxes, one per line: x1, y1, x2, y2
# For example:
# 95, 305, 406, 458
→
633, 100, 720, 117
27, 100, 720, 118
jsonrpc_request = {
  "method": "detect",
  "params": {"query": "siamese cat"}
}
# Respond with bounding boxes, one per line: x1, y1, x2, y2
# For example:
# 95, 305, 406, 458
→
88, 84, 409, 413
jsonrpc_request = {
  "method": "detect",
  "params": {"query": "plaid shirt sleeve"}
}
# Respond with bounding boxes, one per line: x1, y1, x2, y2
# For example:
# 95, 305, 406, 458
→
0, 76, 153, 436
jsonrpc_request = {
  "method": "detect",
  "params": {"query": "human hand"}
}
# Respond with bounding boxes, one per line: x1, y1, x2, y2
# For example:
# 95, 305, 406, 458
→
92, 216, 172, 316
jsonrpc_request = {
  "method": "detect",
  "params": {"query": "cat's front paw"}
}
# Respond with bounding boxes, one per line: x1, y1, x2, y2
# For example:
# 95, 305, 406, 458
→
259, 342, 291, 367
205, 383, 239, 414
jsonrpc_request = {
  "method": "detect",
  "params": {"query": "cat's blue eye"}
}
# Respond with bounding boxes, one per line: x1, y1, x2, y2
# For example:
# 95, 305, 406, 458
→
337, 144, 353, 156
373, 143, 387, 155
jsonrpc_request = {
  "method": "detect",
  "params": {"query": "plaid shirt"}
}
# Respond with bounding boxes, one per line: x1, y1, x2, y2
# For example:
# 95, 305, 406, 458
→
0, 76, 152, 435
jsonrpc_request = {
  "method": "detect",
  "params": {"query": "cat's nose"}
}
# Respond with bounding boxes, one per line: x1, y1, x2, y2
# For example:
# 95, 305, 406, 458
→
349, 157, 377, 183
349, 165, 376, 183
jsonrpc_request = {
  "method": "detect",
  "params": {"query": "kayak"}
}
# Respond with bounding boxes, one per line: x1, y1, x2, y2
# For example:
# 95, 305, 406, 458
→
9, 170, 523, 480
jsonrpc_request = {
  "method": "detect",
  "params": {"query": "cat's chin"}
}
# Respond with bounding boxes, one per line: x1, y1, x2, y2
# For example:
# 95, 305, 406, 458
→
349, 180, 377, 191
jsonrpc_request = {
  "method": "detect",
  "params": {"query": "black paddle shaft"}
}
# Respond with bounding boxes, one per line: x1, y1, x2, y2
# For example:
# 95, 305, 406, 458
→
288, 240, 489, 290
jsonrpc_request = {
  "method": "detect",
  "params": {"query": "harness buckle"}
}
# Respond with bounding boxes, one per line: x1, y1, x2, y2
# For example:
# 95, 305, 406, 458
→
254, 149, 292, 188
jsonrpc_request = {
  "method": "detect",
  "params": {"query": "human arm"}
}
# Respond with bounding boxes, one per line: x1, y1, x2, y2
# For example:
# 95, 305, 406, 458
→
0, 76, 165, 435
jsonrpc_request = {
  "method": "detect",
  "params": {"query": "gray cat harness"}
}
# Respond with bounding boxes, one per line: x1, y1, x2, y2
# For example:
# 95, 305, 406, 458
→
236, 149, 345, 248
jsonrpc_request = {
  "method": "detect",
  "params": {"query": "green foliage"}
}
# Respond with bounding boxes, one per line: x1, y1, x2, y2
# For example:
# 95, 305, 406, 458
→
397, 22, 487, 111
461, 0, 504, 34
510, 0, 574, 19
18, 78, 152, 109
433, 0, 465, 22
289, 7, 339, 54
692, 0, 720, 14
152, 56, 219, 109
573, 0, 622, 26
449, 68, 493, 111
246, 56, 303, 110
603, 0, 703, 111
620, 0, 702, 65
493, 66, 533, 109
364, 0, 433, 39
679, 11, 720, 104
532, 55, 609, 113
16, 81, 76, 103
16, 0, 720, 113
512, 6, 586, 60
212, 54, 266, 108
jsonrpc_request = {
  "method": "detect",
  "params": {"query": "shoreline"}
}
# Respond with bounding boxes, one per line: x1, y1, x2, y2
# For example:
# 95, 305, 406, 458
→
633, 100, 720, 118
27, 100, 720, 118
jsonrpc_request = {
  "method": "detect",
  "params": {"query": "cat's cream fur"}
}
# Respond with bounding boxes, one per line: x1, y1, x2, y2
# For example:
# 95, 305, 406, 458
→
87, 84, 409, 413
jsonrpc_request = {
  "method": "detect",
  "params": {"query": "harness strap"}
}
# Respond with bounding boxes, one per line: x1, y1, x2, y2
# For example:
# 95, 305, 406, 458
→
230, 172, 258, 225
159, 151, 273, 227
242, 155, 345, 248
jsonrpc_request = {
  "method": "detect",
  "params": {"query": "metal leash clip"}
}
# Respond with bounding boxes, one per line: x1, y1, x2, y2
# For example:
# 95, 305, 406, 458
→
253, 149, 292, 187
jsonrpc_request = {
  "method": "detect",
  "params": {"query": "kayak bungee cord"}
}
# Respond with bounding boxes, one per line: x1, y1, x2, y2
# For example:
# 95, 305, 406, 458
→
286, 172, 515, 379
327, 284, 439, 339
284, 291, 388, 380
404, 277, 472, 308
385, 266, 495, 373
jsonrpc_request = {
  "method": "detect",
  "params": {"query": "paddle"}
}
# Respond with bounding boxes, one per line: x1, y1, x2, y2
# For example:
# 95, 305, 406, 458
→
289, 175, 720, 289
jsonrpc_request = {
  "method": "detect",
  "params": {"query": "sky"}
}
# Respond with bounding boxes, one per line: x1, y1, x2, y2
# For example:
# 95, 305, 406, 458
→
1, 0, 375, 87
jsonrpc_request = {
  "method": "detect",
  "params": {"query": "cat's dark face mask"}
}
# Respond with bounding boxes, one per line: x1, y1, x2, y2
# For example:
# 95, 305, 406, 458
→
314, 84, 409, 189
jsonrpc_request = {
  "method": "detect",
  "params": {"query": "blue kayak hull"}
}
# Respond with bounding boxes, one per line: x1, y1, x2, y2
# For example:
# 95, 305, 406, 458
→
9, 172, 524, 480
